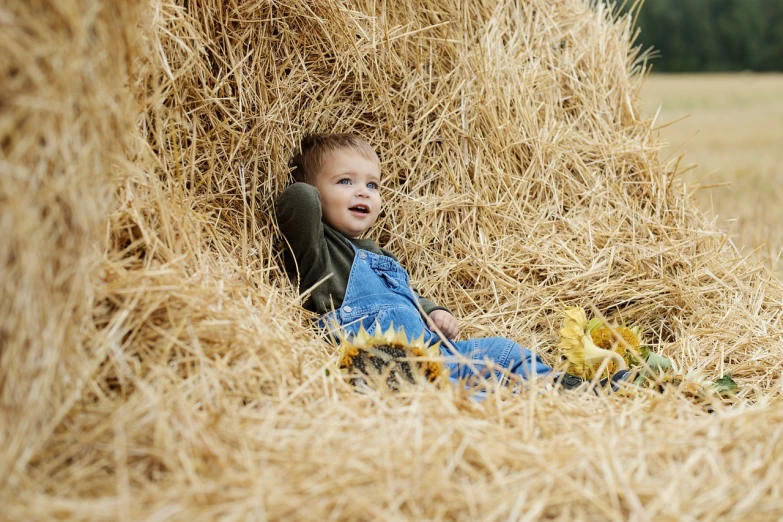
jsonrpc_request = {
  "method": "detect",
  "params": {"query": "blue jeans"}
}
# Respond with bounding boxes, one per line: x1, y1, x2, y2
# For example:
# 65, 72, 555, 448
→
321, 245, 552, 386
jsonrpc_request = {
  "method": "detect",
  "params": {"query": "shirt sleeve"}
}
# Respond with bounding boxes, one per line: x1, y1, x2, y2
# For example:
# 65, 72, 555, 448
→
417, 294, 450, 316
276, 183, 329, 284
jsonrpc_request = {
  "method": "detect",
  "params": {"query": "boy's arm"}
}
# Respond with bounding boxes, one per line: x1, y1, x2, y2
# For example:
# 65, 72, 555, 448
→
276, 182, 328, 279
418, 293, 459, 339
417, 294, 450, 316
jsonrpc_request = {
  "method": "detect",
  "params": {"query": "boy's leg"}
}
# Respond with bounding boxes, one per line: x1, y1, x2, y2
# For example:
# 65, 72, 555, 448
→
445, 337, 553, 382
444, 337, 635, 392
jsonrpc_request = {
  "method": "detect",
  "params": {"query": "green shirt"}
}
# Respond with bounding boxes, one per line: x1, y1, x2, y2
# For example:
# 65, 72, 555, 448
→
276, 183, 447, 316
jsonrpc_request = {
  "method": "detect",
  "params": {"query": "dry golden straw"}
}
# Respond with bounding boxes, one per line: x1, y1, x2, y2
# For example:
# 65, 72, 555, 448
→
2, 0, 782, 520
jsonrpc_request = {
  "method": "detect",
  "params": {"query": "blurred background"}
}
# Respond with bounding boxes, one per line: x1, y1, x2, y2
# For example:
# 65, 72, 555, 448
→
627, 0, 783, 274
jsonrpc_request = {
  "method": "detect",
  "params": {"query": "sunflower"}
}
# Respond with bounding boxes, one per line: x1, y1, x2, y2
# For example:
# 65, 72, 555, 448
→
338, 323, 444, 390
556, 307, 737, 401
557, 307, 626, 380
589, 324, 647, 369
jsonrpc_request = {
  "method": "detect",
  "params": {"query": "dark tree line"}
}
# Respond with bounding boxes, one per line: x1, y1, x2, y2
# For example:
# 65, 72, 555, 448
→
622, 0, 783, 72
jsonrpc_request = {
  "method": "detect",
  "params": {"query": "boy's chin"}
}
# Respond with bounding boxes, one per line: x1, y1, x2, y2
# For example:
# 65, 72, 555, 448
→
328, 217, 376, 238
344, 229, 367, 238
343, 226, 371, 238
339, 222, 375, 238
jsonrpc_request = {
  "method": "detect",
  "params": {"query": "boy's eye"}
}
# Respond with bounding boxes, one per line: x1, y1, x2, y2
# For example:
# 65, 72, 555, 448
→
337, 178, 351, 185
367, 182, 379, 190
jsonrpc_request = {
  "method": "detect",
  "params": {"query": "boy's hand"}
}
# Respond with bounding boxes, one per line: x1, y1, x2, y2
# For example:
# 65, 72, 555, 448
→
429, 310, 459, 339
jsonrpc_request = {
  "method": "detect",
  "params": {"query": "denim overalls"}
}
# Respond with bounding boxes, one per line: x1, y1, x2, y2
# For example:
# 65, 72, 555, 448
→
322, 242, 553, 386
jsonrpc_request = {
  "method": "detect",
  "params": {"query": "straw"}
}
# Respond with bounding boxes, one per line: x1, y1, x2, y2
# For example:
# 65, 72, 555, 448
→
2, 0, 782, 519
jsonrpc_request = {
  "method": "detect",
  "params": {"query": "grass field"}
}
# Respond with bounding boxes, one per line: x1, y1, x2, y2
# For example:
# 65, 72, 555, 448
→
641, 73, 783, 275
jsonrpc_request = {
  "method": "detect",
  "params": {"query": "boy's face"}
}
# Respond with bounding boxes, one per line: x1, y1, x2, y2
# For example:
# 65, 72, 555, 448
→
313, 148, 382, 238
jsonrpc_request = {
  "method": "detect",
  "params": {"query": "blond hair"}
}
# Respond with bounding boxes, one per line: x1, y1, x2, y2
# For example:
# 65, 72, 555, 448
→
289, 133, 378, 184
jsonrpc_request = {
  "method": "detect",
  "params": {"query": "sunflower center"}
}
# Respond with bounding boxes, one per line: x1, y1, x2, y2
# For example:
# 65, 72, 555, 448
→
591, 326, 639, 354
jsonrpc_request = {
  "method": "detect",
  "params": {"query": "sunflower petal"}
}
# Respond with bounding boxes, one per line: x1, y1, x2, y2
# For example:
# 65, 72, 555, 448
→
582, 334, 627, 374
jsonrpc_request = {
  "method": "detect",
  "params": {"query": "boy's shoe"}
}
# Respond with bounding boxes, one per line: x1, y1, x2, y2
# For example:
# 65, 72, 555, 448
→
555, 373, 586, 390
598, 369, 634, 392
554, 370, 636, 393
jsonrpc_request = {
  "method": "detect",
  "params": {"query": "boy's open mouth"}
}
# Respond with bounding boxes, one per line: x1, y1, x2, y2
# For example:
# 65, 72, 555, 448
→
349, 204, 370, 214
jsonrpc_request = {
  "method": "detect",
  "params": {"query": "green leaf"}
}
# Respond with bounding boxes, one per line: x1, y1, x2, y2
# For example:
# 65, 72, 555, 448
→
713, 374, 738, 394
626, 344, 651, 366
631, 352, 672, 386
633, 372, 648, 386
586, 317, 603, 333
645, 352, 672, 372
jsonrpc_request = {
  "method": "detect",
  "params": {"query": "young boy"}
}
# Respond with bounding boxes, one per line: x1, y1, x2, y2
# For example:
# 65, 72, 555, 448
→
277, 133, 626, 390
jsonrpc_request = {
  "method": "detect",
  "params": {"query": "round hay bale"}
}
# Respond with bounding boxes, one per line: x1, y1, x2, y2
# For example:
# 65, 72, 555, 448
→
0, 0, 142, 491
